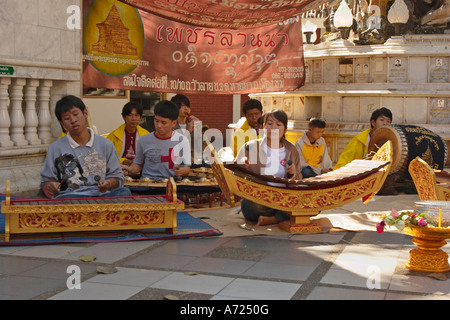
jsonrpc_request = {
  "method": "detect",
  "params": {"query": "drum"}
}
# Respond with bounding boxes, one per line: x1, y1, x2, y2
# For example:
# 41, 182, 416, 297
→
368, 124, 448, 176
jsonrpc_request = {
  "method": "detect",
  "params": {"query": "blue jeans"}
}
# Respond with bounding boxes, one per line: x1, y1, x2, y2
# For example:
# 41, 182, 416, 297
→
241, 199, 290, 223
57, 187, 132, 199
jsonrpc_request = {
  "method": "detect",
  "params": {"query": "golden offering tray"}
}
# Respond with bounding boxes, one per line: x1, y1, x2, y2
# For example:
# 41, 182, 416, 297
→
206, 140, 392, 233
403, 225, 450, 273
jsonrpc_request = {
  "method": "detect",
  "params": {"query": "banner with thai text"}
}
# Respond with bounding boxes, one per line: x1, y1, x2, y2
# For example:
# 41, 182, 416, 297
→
119, 0, 325, 29
83, 0, 306, 94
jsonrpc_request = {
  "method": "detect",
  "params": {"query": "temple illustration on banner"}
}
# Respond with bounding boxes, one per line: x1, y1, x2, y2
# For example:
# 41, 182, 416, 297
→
91, 1, 138, 58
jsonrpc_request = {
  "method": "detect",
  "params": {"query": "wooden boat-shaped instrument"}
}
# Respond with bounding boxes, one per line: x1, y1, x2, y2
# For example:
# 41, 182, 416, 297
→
207, 141, 392, 233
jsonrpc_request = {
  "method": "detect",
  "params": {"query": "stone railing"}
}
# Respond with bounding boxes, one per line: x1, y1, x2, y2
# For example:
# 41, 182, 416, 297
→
0, 78, 54, 148
0, 77, 63, 194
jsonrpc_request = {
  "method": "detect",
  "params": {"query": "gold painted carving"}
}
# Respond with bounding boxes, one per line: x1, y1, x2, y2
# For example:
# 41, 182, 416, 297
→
18, 210, 165, 230
234, 175, 378, 211
408, 157, 438, 200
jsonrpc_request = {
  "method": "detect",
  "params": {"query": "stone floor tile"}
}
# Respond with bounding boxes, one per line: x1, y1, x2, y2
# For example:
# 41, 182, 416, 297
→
306, 286, 386, 300
388, 274, 450, 296
243, 261, 315, 281
124, 252, 197, 269
217, 278, 301, 300
86, 267, 171, 287
150, 272, 234, 295
0, 275, 66, 299
19, 260, 97, 280
48, 282, 145, 300
149, 237, 232, 257
59, 241, 157, 264
0, 256, 48, 275
9, 245, 84, 259
182, 256, 255, 275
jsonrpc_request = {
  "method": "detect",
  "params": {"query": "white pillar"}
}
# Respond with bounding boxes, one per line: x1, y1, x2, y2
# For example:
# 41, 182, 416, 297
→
37, 79, 53, 144
9, 78, 27, 146
24, 79, 41, 145
0, 77, 13, 147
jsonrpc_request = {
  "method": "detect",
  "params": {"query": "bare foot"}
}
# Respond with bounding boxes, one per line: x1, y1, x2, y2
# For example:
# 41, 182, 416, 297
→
256, 216, 278, 226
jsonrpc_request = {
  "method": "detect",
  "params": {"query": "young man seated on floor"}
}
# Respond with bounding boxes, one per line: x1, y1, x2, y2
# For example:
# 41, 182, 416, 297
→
295, 117, 333, 178
40, 95, 131, 199
121, 100, 192, 181
106, 101, 149, 167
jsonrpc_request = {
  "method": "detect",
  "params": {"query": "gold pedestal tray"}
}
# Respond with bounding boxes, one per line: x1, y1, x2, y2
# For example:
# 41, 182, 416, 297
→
403, 225, 450, 273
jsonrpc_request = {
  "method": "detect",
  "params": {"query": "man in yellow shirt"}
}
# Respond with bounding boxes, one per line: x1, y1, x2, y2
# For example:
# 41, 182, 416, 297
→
107, 102, 149, 167
295, 118, 333, 178
334, 107, 392, 170
231, 99, 263, 157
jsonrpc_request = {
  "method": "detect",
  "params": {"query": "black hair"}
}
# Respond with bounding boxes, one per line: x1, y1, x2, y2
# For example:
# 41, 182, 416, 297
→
170, 94, 190, 109
309, 117, 326, 129
242, 99, 263, 115
154, 100, 179, 121
263, 109, 288, 138
121, 101, 143, 117
55, 95, 86, 121
370, 107, 392, 128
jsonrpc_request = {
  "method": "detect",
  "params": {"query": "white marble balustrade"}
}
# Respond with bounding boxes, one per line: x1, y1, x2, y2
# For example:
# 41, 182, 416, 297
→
0, 77, 54, 149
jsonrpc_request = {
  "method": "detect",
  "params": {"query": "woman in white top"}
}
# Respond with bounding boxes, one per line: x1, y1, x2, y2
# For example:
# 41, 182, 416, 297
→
235, 109, 302, 226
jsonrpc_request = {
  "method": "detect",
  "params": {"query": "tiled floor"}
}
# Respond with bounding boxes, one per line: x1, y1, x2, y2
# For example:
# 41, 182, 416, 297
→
0, 229, 449, 301
0, 201, 450, 302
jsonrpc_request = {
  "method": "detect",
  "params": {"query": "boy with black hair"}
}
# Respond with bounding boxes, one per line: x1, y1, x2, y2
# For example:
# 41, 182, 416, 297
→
171, 93, 204, 163
295, 117, 333, 178
121, 100, 191, 180
106, 101, 149, 166
334, 107, 392, 170
40, 95, 130, 199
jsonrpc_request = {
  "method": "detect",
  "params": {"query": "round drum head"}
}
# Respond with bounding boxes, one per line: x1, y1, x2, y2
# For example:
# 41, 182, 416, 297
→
368, 126, 405, 174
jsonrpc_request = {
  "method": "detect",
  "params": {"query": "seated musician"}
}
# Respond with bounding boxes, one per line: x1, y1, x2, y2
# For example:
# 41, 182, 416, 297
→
106, 102, 149, 168
231, 99, 263, 158
334, 107, 392, 170
40, 95, 131, 199
235, 109, 302, 226
121, 100, 191, 181
295, 117, 333, 178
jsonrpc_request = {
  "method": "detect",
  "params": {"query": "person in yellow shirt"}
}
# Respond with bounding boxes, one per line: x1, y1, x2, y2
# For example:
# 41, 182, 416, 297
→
334, 107, 392, 170
231, 99, 263, 157
106, 102, 149, 167
295, 118, 332, 178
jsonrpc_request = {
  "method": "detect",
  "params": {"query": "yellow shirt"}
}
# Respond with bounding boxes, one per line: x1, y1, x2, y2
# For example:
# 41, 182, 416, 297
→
295, 132, 332, 175
106, 123, 149, 164
231, 119, 258, 157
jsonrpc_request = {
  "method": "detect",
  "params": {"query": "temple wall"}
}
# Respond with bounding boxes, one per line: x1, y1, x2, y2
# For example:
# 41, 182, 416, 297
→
0, 0, 82, 193
250, 35, 450, 167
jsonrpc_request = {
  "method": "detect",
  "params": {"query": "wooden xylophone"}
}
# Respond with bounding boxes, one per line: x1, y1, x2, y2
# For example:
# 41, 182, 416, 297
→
207, 140, 392, 233
1, 178, 184, 242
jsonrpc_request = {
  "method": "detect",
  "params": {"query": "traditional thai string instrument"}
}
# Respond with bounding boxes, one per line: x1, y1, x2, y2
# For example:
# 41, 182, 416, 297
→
1, 178, 183, 242
207, 140, 392, 233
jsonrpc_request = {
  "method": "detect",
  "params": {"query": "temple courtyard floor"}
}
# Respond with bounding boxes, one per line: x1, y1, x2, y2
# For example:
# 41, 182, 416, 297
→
0, 192, 449, 302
